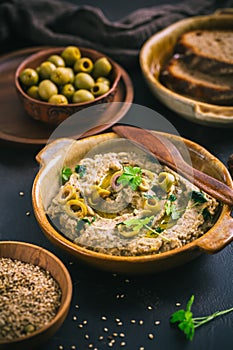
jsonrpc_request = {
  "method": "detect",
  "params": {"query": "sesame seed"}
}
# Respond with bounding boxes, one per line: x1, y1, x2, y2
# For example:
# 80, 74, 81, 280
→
131, 319, 136, 324
75, 304, 79, 309
103, 327, 108, 332
71, 346, 76, 349
85, 334, 90, 339
154, 320, 160, 325
120, 341, 126, 346
139, 320, 144, 325
19, 191, 24, 196
88, 344, 93, 348
69, 261, 74, 265
148, 333, 154, 339
176, 302, 181, 306
73, 316, 77, 321
83, 320, 88, 324
119, 333, 125, 338
101, 316, 107, 321
26, 211, 30, 216
58, 346, 64, 350
117, 322, 123, 326
115, 318, 121, 323
124, 278, 130, 283
99, 335, 104, 340
116, 294, 120, 299
113, 332, 118, 337
120, 294, 125, 298
78, 324, 83, 328
112, 273, 117, 277
147, 305, 153, 310
139, 347, 145, 350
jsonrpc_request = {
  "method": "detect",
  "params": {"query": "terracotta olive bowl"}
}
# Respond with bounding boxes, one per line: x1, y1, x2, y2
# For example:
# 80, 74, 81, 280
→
15, 47, 121, 126
0, 241, 73, 350
32, 132, 233, 275
139, 10, 233, 127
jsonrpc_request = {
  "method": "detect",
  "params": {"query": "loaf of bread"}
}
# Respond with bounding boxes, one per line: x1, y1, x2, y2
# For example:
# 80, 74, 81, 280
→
160, 29, 233, 105
175, 30, 233, 75
160, 58, 233, 105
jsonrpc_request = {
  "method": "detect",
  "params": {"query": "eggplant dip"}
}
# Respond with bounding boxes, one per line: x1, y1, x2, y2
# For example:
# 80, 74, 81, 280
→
47, 151, 219, 256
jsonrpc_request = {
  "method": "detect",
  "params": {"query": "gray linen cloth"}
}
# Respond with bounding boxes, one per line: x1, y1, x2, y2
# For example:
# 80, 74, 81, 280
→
0, 0, 233, 66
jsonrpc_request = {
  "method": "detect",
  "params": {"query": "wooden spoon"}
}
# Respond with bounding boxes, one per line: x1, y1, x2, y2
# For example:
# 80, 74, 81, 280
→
112, 125, 233, 206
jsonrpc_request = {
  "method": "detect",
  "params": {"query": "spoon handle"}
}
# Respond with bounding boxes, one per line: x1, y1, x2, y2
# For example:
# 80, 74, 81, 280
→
113, 125, 233, 206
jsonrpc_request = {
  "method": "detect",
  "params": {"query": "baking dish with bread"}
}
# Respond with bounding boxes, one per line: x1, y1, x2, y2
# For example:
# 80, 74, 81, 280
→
140, 10, 233, 127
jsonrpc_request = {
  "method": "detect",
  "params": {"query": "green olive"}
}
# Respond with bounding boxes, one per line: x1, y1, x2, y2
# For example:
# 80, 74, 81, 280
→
27, 85, 40, 100
72, 89, 95, 103
61, 46, 81, 66
73, 57, 94, 73
74, 72, 95, 90
51, 67, 73, 85
48, 94, 68, 105
92, 57, 112, 78
39, 61, 56, 79
48, 54, 65, 67
91, 82, 110, 96
19, 68, 39, 87
66, 67, 74, 83
96, 77, 111, 86
61, 84, 75, 100
38, 79, 58, 101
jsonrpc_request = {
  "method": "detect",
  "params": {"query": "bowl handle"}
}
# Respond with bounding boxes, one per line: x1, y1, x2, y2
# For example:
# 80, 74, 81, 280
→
196, 211, 233, 253
213, 8, 233, 16
194, 104, 233, 124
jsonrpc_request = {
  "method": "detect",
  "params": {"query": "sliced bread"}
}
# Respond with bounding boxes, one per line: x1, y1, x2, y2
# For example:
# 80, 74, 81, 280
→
175, 30, 233, 75
160, 58, 233, 105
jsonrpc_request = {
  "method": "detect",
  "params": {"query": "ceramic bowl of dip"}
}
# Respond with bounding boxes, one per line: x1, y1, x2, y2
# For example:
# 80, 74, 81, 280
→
32, 131, 233, 274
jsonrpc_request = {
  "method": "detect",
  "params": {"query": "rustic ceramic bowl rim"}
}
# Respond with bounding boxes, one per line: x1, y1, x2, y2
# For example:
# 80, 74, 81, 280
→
15, 46, 121, 108
32, 132, 233, 266
0, 240, 73, 346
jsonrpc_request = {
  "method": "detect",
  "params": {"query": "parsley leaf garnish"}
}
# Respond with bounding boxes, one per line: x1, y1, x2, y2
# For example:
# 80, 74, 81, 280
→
121, 216, 170, 241
170, 295, 233, 341
191, 190, 207, 203
117, 166, 142, 190
75, 164, 86, 178
165, 195, 180, 220
61, 166, 73, 184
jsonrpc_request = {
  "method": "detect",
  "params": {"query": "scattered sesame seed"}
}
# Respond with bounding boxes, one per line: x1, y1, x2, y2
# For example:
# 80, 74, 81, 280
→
117, 322, 123, 326
176, 302, 181, 306
113, 332, 118, 337
78, 324, 83, 328
75, 304, 79, 309
88, 344, 93, 348
112, 273, 117, 277
69, 261, 74, 265
148, 333, 154, 340
83, 320, 88, 324
139, 320, 144, 325
139, 347, 145, 350
119, 333, 125, 338
99, 335, 104, 340
101, 316, 107, 321
120, 294, 125, 298
26, 211, 30, 216
130, 319, 136, 324
115, 318, 121, 323
116, 294, 120, 299
19, 191, 24, 196
154, 320, 160, 325
73, 316, 77, 321
71, 346, 76, 349
103, 327, 109, 332
120, 341, 126, 346
58, 346, 64, 350
85, 334, 90, 339
147, 305, 153, 310
124, 278, 130, 283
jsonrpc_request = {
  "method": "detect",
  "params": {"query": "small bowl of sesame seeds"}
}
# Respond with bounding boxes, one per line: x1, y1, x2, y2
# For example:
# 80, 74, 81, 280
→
0, 241, 73, 350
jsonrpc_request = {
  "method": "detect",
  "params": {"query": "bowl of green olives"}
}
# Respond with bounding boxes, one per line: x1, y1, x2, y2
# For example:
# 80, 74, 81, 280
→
15, 46, 121, 125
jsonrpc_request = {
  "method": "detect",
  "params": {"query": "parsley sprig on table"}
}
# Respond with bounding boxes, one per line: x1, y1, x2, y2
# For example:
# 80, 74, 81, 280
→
170, 295, 233, 341
117, 166, 142, 190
